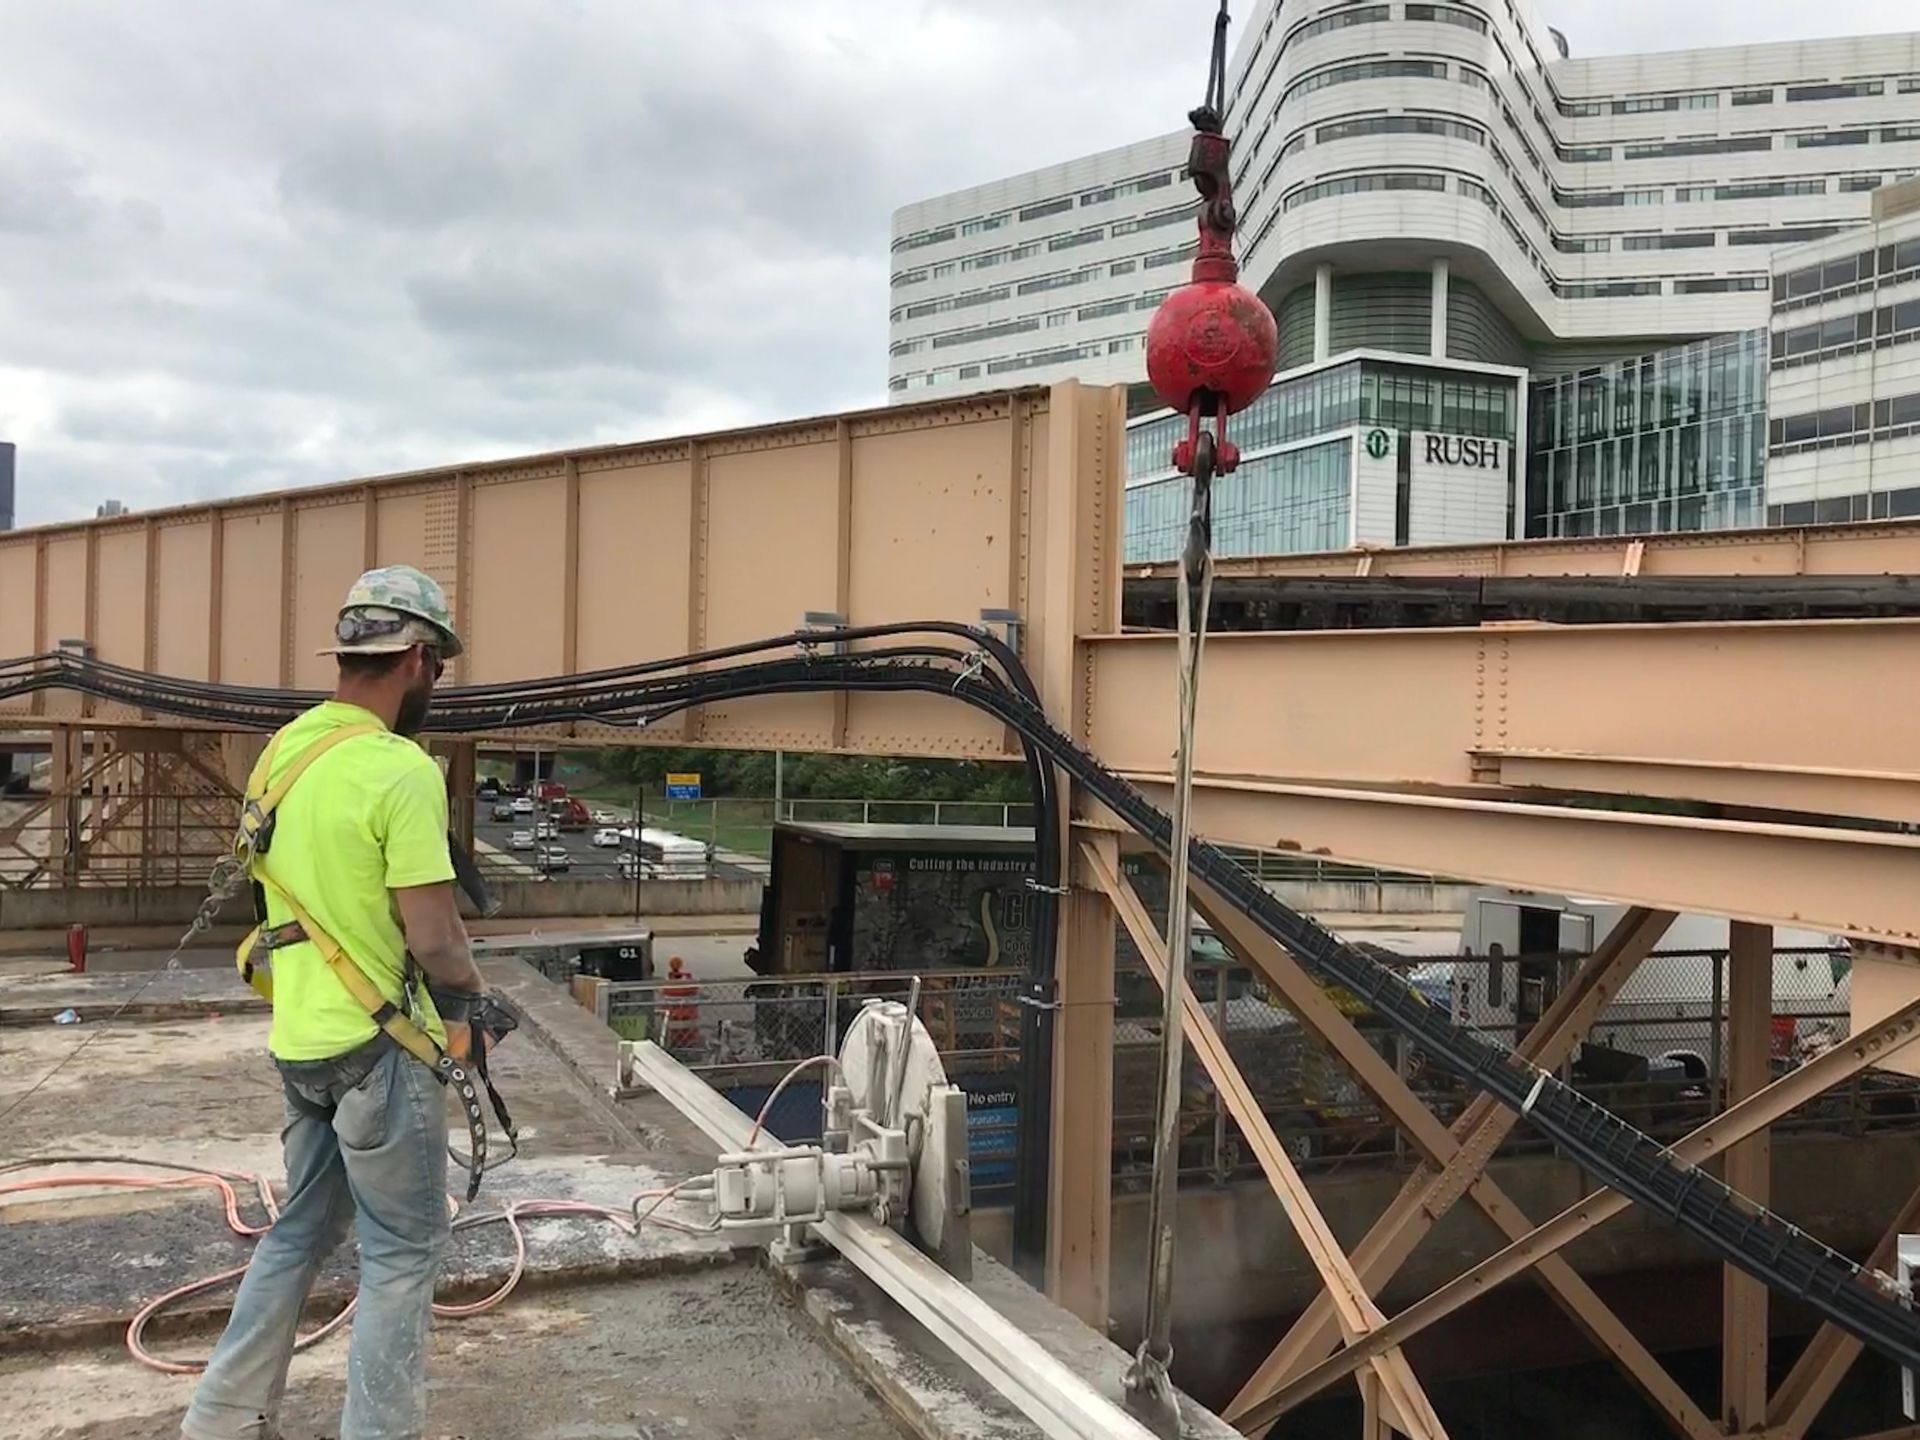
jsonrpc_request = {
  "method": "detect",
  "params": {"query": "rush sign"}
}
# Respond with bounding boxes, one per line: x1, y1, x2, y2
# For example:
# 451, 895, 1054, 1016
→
1423, 435, 1505, 469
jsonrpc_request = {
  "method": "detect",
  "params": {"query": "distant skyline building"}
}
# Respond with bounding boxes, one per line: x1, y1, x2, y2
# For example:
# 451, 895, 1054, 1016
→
0, 442, 13, 531
889, 2, 1920, 558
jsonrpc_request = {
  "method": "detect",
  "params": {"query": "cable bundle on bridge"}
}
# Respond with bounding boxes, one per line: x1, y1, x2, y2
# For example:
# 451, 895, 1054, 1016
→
4, 628, 1917, 1376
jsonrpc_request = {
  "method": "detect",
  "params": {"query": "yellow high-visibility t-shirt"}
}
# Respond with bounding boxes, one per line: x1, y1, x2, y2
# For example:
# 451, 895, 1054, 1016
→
255, 700, 453, 1061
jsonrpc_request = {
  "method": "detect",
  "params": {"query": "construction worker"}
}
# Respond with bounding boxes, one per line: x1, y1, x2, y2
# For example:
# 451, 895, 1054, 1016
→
183, 565, 483, 1440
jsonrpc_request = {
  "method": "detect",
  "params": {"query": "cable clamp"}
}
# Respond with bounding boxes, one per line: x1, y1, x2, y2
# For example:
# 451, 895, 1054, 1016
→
1520, 1070, 1549, 1117
1023, 878, 1069, 895
951, 650, 988, 691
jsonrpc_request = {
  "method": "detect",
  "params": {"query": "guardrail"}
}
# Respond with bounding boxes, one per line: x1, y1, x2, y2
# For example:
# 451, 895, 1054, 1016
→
602, 945, 1917, 1193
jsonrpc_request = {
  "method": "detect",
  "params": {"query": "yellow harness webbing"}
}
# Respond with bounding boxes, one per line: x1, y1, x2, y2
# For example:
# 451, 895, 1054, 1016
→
233, 724, 497, 1196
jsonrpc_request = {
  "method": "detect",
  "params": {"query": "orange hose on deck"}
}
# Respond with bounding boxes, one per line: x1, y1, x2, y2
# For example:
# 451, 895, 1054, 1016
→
0, 1160, 715, 1374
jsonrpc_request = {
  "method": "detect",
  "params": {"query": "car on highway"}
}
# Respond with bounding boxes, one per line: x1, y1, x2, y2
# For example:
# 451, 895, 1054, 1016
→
535, 821, 558, 841
592, 808, 619, 825
591, 827, 624, 848
538, 844, 571, 873
490, 801, 514, 822
508, 830, 536, 851
511, 796, 535, 816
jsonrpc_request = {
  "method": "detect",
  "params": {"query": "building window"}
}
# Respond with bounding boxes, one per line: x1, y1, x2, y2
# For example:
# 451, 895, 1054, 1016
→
1111, 204, 1198, 237
1282, 4, 1390, 49
1611, 93, 1717, 115
1144, 243, 1198, 269
1561, 280, 1663, 298
1124, 437, 1355, 564
1843, 175, 1885, 193
1018, 197, 1073, 222
1404, 3, 1488, 33
1886, 125, 1920, 143
893, 226, 956, 253
1622, 232, 1717, 251
1281, 172, 1447, 211
1282, 58, 1448, 106
1675, 276, 1767, 294
1555, 142, 1612, 163
1318, 115, 1485, 145
960, 216, 1008, 237
1014, 269, 1100, 296
1791, 130, 1872, 148
1110, 259, 1136, 276
1622, 136, 1772, 159
1108, 337, 1135, 354
1713, 178, 1827, 200
1623, 188, 1663, 207
1554, 234, 1612, 253
1048, 227, 1105, 252
1732, 87, 1773, 106
1727, 226, 1843, 246
1787, 81, 1884, 101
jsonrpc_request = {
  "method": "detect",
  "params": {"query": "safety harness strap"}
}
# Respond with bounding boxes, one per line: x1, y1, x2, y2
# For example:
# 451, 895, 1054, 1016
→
232, 721, 506, 1199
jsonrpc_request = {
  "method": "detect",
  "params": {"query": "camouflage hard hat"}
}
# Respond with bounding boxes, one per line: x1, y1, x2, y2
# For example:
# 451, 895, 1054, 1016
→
318, 564, 464, 659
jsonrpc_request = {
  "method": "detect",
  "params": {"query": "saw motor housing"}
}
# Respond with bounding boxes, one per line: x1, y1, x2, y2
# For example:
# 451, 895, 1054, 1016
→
708, 997, 974, 1277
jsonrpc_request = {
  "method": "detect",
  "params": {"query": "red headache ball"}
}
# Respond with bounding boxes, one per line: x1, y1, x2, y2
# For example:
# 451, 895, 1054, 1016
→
1145, 278, 1279, 419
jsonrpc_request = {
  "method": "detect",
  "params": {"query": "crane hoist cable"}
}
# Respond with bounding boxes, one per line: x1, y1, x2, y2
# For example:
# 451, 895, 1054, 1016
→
1122, 3, 1281, 1431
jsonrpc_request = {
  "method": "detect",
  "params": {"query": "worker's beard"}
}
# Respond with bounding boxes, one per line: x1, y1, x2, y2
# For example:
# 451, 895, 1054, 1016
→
394, 674, 434, 738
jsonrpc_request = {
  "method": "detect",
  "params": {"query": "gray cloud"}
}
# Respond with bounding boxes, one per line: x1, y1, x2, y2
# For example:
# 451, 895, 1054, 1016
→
0, 0, 1913, 524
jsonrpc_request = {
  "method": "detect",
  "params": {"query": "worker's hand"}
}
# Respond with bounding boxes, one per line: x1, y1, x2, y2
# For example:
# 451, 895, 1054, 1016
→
445, 993, 517, 1065
444, 1019, 490, 1065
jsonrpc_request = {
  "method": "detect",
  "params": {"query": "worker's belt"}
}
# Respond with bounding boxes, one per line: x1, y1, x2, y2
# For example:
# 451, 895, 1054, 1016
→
232, 723, 517, 1200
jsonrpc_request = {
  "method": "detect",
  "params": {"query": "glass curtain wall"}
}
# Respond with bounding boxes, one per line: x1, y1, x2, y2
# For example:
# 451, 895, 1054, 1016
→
1125, 440, 1352, 562
1527, 330, 1768, 537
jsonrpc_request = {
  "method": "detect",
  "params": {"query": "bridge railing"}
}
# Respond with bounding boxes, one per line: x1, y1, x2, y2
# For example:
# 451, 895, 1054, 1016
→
600, 946, 1908, 1193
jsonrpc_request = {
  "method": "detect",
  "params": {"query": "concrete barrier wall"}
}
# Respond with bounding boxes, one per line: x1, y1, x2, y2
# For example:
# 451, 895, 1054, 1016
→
0, 877, 763, 930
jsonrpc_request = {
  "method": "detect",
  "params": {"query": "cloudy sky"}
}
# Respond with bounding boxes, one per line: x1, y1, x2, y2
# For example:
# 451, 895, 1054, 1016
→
2, 1, 1913, 525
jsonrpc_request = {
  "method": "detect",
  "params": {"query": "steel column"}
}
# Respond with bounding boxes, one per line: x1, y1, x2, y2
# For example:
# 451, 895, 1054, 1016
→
1045, 828, 1117, 1328
1723, 921, 1772, 1435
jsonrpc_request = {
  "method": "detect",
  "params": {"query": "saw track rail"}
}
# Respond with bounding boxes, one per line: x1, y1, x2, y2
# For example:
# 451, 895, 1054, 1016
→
5, 634, 1917, 1377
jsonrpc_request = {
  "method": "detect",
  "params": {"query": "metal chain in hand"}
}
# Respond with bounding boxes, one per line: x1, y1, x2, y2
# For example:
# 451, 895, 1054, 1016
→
0, 851, 245, 1127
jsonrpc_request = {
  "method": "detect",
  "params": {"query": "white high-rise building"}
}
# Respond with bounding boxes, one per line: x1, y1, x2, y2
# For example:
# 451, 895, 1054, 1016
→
1764, 178, 1920, 526
888, 4, 1920, 557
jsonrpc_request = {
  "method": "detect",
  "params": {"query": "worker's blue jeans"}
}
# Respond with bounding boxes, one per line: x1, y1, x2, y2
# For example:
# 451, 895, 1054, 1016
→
182, 1042, 450, 1440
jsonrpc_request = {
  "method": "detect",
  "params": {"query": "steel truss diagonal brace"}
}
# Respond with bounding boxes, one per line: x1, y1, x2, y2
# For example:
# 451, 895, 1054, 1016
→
1199, 897, 1718, 1440
1079, 841, 1449, 1440
1235, 995, 1920, 1433
1223, 905, 1677, 1427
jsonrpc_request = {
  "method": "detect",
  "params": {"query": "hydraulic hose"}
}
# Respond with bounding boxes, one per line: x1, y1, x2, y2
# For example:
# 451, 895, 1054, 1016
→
4, 639, 1918, 1376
